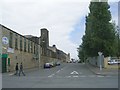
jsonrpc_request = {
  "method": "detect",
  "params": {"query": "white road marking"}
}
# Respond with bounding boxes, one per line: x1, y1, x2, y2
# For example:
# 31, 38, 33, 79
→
61, 68, 63, 70
48, 68, 63, 78
70, 71, 79, 75
97, 75, 104, 77
56, 70, 61, 73
64, 75, 110, 78
9, 73, 14, 76
66, 76, 72, 78
48, 74, 55, 77
73, 76, 79, 77
48, 75, 53, 77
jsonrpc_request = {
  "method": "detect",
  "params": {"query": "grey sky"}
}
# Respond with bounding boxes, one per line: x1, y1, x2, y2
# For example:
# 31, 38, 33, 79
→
1, 0, 119, 59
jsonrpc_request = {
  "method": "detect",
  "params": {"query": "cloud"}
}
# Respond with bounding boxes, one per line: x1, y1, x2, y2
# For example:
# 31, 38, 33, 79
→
1, 0, 118, 59
1, 0, 90, 59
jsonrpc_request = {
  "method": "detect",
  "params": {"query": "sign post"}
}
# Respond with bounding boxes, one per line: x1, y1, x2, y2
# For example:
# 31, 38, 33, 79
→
98, 52, 103, 71
0, 25, 2, 90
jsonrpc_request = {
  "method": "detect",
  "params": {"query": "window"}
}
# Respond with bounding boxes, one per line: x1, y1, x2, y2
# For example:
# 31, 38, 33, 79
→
28, 40, 30, 53
20, 36, 23, 51
24, 38, 26, 52
31, 42, 33, 53
34, 44, 36, 54
15, 34, 18, 50
9, 32, 13, 48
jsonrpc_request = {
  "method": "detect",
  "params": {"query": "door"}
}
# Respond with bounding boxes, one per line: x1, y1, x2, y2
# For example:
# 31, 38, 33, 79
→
2, 57, 7, 73
2, 54, 8, 73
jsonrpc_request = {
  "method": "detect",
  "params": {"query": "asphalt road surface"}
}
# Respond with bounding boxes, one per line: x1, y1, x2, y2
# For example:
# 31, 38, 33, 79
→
2, 63, 118, 88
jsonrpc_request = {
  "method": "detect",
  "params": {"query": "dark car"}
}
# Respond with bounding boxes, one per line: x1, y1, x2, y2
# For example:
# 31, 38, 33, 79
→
44, 63, 51, 68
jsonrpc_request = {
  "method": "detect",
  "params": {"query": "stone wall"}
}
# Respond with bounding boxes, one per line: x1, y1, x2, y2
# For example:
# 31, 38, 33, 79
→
88, 55, 104, 68
104, 57, 119, 69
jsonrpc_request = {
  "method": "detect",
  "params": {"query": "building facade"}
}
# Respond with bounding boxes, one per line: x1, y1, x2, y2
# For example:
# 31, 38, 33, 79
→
0, 24, 40, 73
40, 28, 70, 66
0, 24, 70, 73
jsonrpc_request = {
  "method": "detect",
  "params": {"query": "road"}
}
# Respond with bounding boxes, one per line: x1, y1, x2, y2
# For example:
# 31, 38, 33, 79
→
2, 63, 118, 88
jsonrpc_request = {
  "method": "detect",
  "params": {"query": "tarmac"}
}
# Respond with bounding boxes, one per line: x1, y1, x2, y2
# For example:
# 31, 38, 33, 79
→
86, 63, 119, 76
2, 63, 120, 76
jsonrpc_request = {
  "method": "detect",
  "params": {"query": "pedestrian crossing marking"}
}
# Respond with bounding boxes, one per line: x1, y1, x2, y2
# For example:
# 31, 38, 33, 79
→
48, 75, 111, 78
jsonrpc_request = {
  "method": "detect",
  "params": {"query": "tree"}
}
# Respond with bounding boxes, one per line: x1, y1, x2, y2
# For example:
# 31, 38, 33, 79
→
78, 1, 117, 58
77, 45, 87, 63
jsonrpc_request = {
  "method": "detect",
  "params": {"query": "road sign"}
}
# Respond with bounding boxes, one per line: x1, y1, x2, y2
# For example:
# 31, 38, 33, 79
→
2, 37, 9, 45
7, 47, 14, 53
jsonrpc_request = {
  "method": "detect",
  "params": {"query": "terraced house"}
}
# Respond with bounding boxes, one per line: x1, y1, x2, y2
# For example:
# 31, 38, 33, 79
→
0, 24, 70, 73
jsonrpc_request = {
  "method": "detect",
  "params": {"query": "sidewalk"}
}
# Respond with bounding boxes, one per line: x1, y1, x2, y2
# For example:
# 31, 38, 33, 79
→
86, 63, 119, 76
2, 67, 40, 76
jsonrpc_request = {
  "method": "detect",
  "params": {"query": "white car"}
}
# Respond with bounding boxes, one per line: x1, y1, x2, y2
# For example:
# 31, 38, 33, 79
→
108, 60, 114, 65
108, 59, 120, 65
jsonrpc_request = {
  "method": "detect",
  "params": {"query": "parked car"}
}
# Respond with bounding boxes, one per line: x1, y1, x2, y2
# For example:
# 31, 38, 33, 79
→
50, 62, 56, 67
108, 59, 120, 65
44, 63, 51, 68
56, 62, 60, 66
108, 60, 114, 65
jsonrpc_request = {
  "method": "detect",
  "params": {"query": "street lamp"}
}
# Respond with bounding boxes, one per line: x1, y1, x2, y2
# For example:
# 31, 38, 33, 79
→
98, 52, 103, 71
117, 26, 120, 59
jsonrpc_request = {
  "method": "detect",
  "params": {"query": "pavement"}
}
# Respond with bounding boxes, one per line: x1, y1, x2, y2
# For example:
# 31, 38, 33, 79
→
86, 63, 119, 76
2, 67, 41, 76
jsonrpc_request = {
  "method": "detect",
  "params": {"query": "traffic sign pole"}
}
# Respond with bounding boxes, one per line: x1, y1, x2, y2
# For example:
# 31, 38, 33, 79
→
98, 52, 103, 71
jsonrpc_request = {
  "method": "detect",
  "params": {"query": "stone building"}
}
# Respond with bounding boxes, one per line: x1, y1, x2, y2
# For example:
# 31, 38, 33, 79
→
0, 24, 70, 73
40, 28, 70, 66
0, 24, 40, 73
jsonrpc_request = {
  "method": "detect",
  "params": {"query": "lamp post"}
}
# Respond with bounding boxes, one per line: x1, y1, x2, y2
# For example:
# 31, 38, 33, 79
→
117, 26, 120, 59
98, 52, 103, 71
0, 27, 2, 90
38, 44, 40, 69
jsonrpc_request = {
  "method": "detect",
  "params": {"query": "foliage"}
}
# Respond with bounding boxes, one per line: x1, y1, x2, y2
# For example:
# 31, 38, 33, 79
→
78, 1, 118, 60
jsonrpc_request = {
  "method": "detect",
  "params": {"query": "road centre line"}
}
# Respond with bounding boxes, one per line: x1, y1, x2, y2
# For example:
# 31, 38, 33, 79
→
56, 70, 61, 73
48, 68, 63, 77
